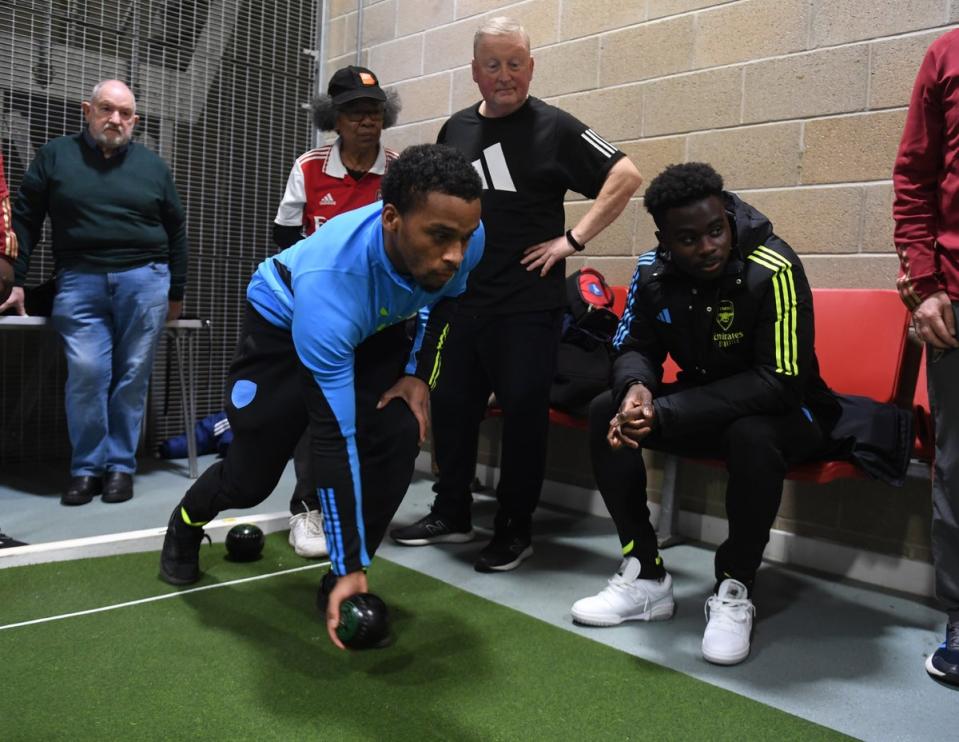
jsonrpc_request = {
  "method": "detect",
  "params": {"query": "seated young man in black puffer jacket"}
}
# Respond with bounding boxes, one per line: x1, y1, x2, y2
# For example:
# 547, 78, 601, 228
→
571, 162, 841, 667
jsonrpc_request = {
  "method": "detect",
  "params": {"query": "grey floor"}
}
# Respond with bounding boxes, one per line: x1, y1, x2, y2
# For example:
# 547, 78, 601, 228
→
2, 454, 956, 740
0, 455, 296, 543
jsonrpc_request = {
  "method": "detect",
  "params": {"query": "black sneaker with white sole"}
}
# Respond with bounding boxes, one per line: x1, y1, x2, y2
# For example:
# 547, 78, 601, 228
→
474, 533, 533, 573
926, 620, 959, 686
0, 532, 27, 549
390, 512, 474, 546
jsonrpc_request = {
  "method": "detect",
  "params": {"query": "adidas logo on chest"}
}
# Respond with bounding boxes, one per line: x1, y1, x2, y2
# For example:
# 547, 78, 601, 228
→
319, 193, 336, 206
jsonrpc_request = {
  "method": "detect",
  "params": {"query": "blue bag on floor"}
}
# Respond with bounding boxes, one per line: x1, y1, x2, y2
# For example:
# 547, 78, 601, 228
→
158, 412, 233, 459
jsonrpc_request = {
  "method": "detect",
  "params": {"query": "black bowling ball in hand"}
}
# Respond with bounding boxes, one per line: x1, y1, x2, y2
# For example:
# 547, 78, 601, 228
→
336, 592, 391, 649
225, 523, 264, 561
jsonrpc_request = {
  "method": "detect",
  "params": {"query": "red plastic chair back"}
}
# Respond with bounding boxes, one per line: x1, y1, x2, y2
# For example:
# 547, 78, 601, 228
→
611, 285, 629, 318
812, 289, 910, 404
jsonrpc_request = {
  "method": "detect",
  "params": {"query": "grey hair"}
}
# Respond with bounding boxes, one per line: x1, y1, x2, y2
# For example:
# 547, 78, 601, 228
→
473, 16, 530, 55
89, 79, 137, 110
310, 88, 402, 132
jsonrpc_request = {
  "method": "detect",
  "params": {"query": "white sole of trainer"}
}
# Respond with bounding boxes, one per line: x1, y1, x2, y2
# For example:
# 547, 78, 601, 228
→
923, 652, 959, 684
291, 545, 329, 558
392, 529, 475, 547
571, 600, 675, 627
288, 532, 328, 559
702, 643, 750, 666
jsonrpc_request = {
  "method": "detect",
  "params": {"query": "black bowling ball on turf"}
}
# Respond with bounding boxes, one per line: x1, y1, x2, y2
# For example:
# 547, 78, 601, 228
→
225, 523, 264, 561
336, 592, 391, 649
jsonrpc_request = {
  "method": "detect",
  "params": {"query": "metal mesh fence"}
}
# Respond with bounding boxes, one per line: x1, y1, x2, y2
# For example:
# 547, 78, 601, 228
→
0, 0, 319, 465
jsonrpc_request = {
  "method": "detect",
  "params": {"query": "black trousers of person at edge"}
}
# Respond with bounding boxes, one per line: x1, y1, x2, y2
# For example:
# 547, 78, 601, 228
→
587, 387, 829, 592
181, 304, 420, 562
429, 308, 564, 536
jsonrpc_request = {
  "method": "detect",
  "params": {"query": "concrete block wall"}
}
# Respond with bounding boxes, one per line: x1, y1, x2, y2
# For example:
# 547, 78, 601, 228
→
327, 0, 951, 564
327, 0, 956, 285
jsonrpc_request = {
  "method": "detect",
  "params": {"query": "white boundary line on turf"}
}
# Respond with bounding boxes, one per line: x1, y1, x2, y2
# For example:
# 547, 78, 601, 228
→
0, 511, 291, 568
0, 561, 330, 632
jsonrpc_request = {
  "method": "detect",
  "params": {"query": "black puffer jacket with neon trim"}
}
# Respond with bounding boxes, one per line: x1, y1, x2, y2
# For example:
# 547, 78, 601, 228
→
611, 191, 839, 439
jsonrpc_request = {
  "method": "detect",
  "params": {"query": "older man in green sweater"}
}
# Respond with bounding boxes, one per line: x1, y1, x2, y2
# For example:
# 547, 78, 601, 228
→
1, 79, 188, 505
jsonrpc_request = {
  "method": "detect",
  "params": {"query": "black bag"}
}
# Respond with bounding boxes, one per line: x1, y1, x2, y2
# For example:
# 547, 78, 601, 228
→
824, 393, 915, 487
550, 269, 620, 416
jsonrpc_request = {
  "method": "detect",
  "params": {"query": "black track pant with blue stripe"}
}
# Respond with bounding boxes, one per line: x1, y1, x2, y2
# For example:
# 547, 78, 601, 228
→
181, 304, 419, 572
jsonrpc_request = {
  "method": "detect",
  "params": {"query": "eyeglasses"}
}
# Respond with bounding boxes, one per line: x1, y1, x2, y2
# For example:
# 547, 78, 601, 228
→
340, 107, 385, 122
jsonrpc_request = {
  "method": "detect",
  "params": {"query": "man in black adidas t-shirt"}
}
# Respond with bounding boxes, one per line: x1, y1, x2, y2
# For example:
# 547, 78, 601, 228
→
391, 16, 642, 572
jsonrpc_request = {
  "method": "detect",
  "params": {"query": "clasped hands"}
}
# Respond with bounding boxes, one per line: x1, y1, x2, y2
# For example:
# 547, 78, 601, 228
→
608, 383, 657, 450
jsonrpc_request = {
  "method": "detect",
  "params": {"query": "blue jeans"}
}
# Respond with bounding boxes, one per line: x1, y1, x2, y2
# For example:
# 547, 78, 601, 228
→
51, 263, 170, 476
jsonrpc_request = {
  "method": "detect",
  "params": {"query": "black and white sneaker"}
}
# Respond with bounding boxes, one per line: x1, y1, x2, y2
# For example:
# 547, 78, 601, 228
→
474, 533, 533, 573
926, 620, 959, 686
0, 532, 26, 549
159, 507, 210, 585
390, 512, 474, 546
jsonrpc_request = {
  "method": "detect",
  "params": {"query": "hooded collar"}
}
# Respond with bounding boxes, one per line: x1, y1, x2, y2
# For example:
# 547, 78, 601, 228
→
721, 191, 774, 261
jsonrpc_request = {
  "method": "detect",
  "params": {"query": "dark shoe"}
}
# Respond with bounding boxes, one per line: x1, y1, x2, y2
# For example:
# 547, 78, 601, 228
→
102, 471, 134, 503
61, 476, 103, 506
474, 532, 533, 573
0, 532, 27, 549
159, 507, 210, 585
316, 569, 338, 614
926, 621, 959, 686
390, 512, 474, 546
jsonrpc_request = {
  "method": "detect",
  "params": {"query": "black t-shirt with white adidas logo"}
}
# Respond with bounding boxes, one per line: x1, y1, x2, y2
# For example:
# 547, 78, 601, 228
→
437, 96, 624, 314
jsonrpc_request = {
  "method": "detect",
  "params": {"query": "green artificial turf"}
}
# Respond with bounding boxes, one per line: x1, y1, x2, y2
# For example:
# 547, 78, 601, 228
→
0, 534, 850, 741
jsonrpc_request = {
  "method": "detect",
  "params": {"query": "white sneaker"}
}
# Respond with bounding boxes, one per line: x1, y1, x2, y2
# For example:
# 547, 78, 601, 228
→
289, 509, 328, 558
702, 578, 755, 665
571, 557, 675, 626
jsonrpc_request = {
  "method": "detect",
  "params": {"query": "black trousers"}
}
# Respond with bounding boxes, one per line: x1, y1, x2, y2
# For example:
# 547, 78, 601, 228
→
182, 306, 419, 568
430, 308, 563, 533
290, 433, 322, 513
588, 388, 827, 587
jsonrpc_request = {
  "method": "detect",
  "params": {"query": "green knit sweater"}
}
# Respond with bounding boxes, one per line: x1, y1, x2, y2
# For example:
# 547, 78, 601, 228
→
12, 132, 188, 300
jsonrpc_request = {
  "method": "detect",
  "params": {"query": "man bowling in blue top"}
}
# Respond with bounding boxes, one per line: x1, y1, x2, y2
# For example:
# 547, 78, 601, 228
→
158, 144, 484, 649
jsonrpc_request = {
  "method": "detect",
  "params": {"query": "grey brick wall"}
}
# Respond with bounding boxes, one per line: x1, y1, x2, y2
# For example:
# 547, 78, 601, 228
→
330, 0, 956, 287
